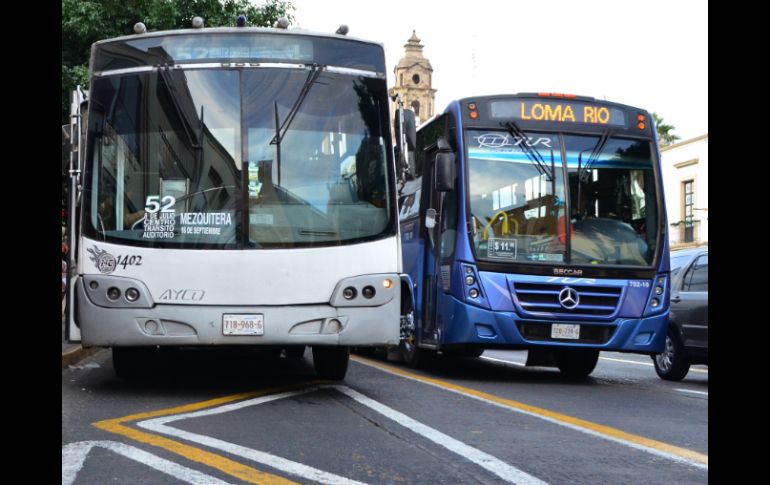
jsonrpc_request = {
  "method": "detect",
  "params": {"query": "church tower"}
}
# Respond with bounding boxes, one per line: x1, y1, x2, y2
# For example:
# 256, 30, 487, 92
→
390, 31, 437, 125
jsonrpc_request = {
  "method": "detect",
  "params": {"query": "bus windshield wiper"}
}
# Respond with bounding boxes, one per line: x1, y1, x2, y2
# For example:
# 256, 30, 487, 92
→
578, 128, 613, 183
502, 121, 554, 182
270, 64, 324, 146
269, 64, 324, 185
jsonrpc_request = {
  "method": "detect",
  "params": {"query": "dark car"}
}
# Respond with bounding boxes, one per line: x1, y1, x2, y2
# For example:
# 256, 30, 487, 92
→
652, 246, 708, 380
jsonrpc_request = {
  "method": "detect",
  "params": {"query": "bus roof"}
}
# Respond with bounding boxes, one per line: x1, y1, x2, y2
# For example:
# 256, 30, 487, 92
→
90, 26, 387, 75
92, 26, 384, 50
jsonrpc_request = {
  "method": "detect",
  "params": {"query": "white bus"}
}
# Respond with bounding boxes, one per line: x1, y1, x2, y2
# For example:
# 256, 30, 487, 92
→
64, 19, 411, 380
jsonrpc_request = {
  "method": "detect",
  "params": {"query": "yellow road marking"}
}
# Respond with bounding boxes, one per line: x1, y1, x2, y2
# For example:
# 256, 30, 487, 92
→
93, 384, 317, 485
352, 355, 708, 466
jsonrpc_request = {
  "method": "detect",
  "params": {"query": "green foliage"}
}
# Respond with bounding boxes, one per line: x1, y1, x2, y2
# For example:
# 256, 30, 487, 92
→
61, 0, 295, 122
652, 112, 681, 147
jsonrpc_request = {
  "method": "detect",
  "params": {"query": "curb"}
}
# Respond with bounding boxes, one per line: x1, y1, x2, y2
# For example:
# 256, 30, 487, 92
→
62, 346, 102, 369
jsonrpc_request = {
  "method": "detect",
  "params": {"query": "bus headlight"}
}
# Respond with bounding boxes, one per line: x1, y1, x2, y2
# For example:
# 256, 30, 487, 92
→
125, 287, 140, 302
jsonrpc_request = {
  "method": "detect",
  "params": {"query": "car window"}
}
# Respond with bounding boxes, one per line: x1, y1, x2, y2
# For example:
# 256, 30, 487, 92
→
683, 254, 708, 292
670, 253, 692, 278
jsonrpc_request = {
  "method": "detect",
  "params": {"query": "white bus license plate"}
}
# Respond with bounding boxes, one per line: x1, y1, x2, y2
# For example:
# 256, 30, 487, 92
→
551, 324, 580, 340
223, 314, 264, 336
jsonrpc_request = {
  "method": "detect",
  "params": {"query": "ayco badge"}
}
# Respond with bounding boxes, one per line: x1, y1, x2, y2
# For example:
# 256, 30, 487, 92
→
87, 245, 117, 274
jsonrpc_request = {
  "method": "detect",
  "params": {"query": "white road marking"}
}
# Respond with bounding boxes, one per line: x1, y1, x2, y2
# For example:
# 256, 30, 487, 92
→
600, 356, 655, 366
480, 355, 526, 367
139, 385, 549, 485
675, 388, 708, 397
62, 440, 233, 485
333, 385, 547, 485
600, 356, 708, 374
138, 388, 367, 485
484, 352, 709, 375
354, 358, 708, 471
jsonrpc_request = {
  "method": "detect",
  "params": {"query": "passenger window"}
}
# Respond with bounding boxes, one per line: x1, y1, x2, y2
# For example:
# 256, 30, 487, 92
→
684, 255, 708, 292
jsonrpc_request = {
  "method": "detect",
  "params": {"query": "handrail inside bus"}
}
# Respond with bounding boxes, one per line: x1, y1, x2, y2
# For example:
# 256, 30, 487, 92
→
481, 210, 518, 240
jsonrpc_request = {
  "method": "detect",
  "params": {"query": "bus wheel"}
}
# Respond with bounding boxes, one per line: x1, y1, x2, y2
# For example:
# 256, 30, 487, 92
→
554, 348, 599, 378
399, 338, 436, 368
652, 329, 690, 381
112, 346, 154, 380
312, 346, 349, 380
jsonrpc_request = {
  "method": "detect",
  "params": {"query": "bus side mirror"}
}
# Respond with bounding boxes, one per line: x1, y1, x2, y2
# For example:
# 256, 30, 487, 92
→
435, 152, 455, 192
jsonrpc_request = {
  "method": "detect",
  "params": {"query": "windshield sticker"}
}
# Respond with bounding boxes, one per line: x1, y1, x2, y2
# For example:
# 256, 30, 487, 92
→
528, 253, 564, 263
143, 211, 176, 239
474, 133, 554, 149
250, 213, 274, 225
138, 193, 235, 239
487, 238, 517, 259
179, 212, 233, 236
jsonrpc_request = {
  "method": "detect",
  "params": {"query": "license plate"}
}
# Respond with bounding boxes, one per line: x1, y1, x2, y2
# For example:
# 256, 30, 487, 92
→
223, 314, 264, 336
551, 323, 580, 340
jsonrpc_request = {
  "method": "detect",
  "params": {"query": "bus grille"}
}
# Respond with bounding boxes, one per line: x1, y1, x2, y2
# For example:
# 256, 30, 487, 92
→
512, 282, 623, 317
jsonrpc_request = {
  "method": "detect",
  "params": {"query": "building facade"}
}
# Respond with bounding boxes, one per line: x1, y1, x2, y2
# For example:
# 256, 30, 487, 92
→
389, 31, 436, 125
660, 134, 708, 248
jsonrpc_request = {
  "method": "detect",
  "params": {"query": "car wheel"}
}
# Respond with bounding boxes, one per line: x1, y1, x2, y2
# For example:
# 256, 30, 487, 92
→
653, 329, 690, 381
554, 348, 599, 378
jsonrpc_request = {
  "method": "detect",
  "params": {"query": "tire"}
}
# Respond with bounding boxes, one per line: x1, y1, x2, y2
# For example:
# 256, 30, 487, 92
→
112, 346, 154, 380
312, 346, 349, 380
399, 311, 435, 367
653, 329, 690, 381
554, 348, 599, 378
399, 337, 436, 368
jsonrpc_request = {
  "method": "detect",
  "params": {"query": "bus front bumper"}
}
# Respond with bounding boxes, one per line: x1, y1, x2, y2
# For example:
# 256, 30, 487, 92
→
75, 280, 400, 348
438, 296, 667, 354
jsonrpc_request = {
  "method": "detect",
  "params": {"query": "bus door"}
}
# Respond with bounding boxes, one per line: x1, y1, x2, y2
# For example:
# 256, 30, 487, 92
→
421, 138, 457, 345
64, 87, 87, 342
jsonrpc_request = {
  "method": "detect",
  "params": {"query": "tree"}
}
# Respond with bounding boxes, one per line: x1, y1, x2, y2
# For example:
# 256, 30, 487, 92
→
652, 112, 681, 147
62, 0, 295, 123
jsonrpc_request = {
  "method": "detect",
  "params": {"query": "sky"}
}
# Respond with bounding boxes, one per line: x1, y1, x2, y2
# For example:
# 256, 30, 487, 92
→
288, 0, 708, 140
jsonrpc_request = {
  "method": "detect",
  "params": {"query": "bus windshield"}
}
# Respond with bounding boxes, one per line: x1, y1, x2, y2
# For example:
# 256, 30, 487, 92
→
466, 129, 658, 267
84, 67, 393, 249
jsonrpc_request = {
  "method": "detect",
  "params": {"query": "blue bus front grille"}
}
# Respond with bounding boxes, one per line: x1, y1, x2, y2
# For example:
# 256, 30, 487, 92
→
512, 282, 622, 317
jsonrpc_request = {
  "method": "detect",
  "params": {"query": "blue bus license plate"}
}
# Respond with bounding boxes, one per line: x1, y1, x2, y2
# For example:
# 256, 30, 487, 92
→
551, 324, 580, 340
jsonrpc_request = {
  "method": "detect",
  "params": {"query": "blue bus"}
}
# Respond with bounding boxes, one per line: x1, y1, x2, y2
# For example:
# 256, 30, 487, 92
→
395, 93, 670, 377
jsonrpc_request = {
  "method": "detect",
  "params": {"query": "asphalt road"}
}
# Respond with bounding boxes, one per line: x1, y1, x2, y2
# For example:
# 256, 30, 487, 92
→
62, 347, 707, 484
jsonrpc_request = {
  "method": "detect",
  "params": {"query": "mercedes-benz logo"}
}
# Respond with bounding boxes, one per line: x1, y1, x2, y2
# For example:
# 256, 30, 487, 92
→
558, 286, 580, 310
